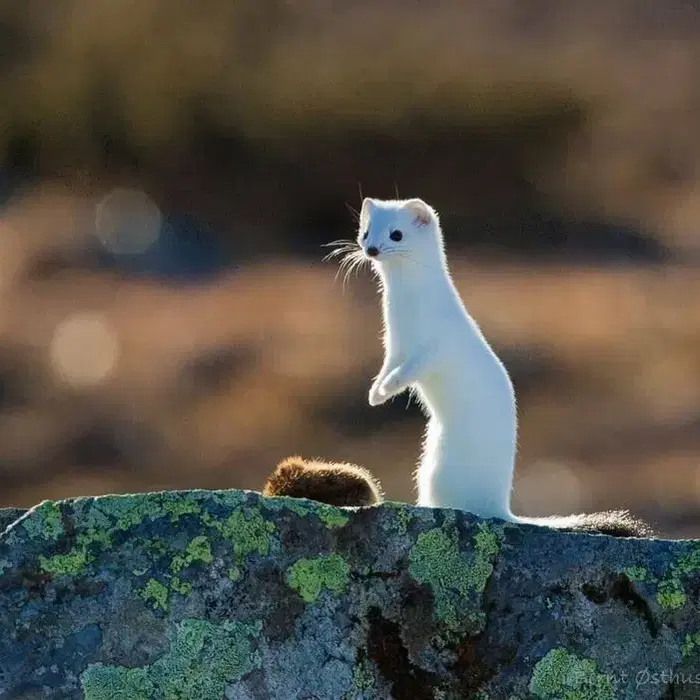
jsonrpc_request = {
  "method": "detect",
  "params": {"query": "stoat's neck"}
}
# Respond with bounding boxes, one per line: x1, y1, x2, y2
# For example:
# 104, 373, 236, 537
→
377, 241, 448, 280
377, 255, 460, 328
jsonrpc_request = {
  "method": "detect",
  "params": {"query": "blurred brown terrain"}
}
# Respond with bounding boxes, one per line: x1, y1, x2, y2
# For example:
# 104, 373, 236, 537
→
1, 1, 700, 537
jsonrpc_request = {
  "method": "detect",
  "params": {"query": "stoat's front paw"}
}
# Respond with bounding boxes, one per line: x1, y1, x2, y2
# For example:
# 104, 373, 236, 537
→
368, 382, 388, 407
378, 369, 405, 398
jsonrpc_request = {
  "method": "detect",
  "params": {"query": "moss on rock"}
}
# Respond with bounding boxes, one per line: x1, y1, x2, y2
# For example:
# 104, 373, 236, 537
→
81, 618, 260, 700
529, 648, 615, 700
39, 547, 90, 576
81, 664, 154, 700
21, 501, 64, 542
170, 536, 213, 574
140, 578, 170, 612
264, 495, 349, 529
286, 553, 351, 603
213, 507, 276, 565
682, 632, 700, 659
408, 521, 502, 632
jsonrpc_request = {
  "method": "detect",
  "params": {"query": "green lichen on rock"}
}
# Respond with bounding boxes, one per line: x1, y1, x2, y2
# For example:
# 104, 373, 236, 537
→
472, 521, 501, 586
84, 491, 220, 544
166, 535, 212, 597
654, 547, 700, 609
408, 521, 502, 631
623, 566, 647, 582
98, 492, 203, 532
264, 495, 349, 529
263, 496, 315, 519
170, 536, 213, 573
81, 618, 260, 700
140, 579, 170, 612
37, 527, 110, 576
675, 544, 700, 575
383, 501, 414, 535
651, 542, 700, 610
81, 664, 154, 700
149, 618, 260, 698
27, 492, 269, 581
529, 648, 616, 700
21, 500, 64, 541
28, 494, 206, 579
352, 657, 376, 693
395, 508, 414, 536
143, 538, 170, 557
286, 553, 351, 602
211, 507, 275, 565
170, 577, 193, 596
162, 498, 203, 524
615, 544, 700, 611
682, 632, 700, 658
316, 504, 350, 529
656, 580, 687, 610
39, 547, 90, 576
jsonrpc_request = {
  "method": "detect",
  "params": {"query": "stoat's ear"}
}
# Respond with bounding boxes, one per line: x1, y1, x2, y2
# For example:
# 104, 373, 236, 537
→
404, 198, 436, 228
359, 197, 375, 229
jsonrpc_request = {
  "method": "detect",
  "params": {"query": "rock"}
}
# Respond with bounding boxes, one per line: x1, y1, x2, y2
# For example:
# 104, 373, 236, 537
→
0, 490, 699, 699
0, 507, 26, 532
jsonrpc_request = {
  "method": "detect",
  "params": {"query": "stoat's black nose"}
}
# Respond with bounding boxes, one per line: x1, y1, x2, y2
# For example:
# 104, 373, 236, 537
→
367, 246, 379, 257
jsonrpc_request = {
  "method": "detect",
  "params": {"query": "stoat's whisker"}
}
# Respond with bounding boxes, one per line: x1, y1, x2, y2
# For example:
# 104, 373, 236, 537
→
340, 249, 367, 289
333, 248, 365, 289
345, 202, 360, 221
322, 239, 356, 248
323, 238, 363, 286
322, 239, 362, 268
323, 246, 357, 262
336, 248, 359, 269
334, 255, 352, 285
340, 253, 358, 288
351, 252, 367, 278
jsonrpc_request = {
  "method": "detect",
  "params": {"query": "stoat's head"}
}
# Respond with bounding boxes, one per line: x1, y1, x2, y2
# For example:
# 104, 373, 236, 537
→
357, 197, 443, 267
324, 197, 443, 286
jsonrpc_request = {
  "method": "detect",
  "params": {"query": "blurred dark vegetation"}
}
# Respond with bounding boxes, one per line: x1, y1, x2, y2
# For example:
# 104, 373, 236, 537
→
1, 0, 700, 537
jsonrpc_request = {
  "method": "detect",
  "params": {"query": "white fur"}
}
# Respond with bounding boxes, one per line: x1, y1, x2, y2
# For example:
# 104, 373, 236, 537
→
357, 197, 615, 530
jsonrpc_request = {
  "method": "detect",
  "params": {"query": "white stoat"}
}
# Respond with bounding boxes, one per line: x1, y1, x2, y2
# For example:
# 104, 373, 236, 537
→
347, 196, 652, 537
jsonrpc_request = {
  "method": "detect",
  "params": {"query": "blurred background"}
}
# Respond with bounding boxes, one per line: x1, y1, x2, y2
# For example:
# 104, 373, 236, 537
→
1, 1, 700, 538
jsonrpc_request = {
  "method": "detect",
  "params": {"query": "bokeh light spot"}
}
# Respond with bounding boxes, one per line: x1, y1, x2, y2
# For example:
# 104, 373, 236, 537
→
50, 312, 120, 386
95, 188, 162, 255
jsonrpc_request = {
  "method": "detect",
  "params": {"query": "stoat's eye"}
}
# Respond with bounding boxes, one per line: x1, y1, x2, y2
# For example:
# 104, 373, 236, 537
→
362, 230, 369, 240
389, 230, 403, 242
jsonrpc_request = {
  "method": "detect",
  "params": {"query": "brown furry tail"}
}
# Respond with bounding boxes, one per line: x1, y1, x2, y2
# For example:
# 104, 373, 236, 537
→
263, 456, 384, 507
567, 510, 655, 537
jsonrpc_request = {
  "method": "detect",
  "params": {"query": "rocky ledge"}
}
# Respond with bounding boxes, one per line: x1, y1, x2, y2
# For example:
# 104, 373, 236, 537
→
1, 490, 699, 699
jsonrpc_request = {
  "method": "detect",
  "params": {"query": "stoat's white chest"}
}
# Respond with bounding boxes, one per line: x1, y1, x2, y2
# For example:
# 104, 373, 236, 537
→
380, 268, 457, 360
383, 287, 426, 357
